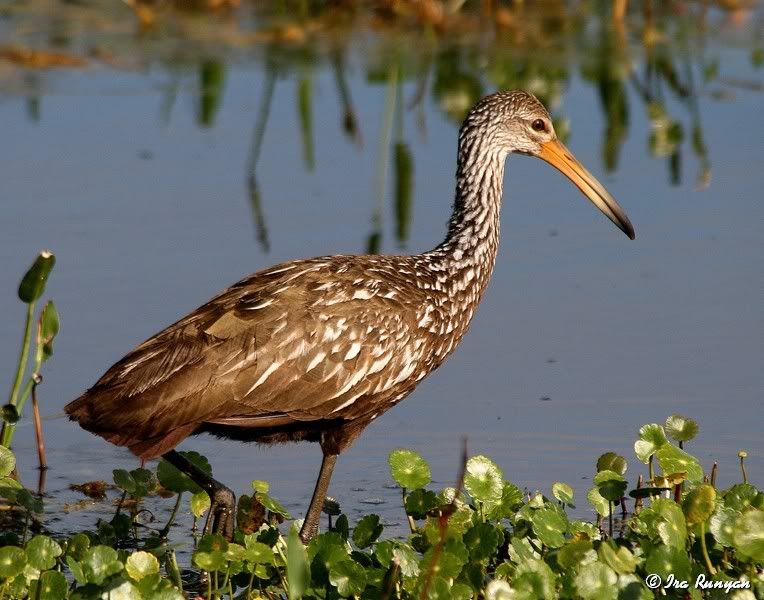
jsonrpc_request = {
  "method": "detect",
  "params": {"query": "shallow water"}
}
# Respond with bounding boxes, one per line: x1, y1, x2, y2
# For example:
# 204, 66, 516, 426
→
1, 3, 762, 541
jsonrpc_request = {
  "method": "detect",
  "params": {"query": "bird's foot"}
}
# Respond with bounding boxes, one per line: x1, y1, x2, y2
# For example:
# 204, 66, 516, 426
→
203, 486, 236, 540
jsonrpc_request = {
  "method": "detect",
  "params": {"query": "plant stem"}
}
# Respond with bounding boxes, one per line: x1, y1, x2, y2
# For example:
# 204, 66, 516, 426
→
739, 456, 748, 484
159, 493, 183, 538
699, 522, 716, 575
710, 462, 718, 488
648, 455, 654, 482
402, 488, 416, 533
1, 302, 35, 446
608, 502, 613, 538
31, 377, 47, 470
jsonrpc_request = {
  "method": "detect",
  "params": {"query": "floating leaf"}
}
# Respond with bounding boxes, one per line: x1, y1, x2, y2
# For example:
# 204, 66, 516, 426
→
634, 424, 667, 463
25, 536, 62, 570
329, 560, 367, 597
665, 414, 698, 443
732, 510, 764, 562
531, 507, 568, 548
655, 445, 703, 483
352, 514, 383, 549
682, 484, 716, 525
126, 551, 159, 581
0, 446, 15, 478
388, 449, 431, 490
596, 453, 628, 476
574, 562, 618, 600
628, 487, 671, 499
18, 251, 55, 303
464, 455, 504, 505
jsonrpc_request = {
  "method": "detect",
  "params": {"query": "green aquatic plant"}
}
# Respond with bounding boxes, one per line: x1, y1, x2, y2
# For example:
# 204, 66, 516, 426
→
1, 252, 59, 462
0, 412, 761, 598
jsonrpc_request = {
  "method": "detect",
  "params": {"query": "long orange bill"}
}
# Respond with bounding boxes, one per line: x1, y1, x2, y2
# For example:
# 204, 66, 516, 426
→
539, 139, 635, 240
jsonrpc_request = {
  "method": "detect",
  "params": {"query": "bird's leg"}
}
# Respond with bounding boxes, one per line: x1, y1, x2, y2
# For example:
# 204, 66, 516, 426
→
299, 452, 338, 543
162, 450, 236, 540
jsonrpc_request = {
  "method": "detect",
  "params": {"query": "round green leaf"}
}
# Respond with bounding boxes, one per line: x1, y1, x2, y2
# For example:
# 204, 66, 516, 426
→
33, 570, 67, 600
25, 535, 62, 570
531, 507, 568, 548
464, 455, 503, 504
587, 487, 611, 517
594, 470, 627, 502
552, 482, 574, 506
157, 451, 211, 494
574, 562, 618, 600
193, 550, 226, 572
653, 498, 687, 548
634, 424, 667, 463
655, 445, 703, 483
558, 540, 596, 570
113, 469, 136, 494
243, 540, 274, 565
0, 446, 15, 478
82, 545, 123, 585
388, 449, 431, 490
104, 580, 141, 600
464, 522, 501, 561
732, 510, 764, 562
352, 514, 383, 549
682, 484, 716, 525
644, 545, 691, 581
513, 558, 557, 600
0, 546, 25, 579
256, 492, 292, 519
329, 560, 367, 597
392, 544, 419, 578
665, 414, 699, 443
197, 534, 228, 554
598, 542, 639, 574
190, 491, 210, 518
126, 551, 159, 581
405, 488, 438, 519
596, 452, 628, 476
724, 483, 758, 511
709, 505, 738, 547
18, 251, 55, 303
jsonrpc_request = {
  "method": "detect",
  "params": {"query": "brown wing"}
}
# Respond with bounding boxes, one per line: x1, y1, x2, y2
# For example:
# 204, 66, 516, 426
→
65, 256, 437, 459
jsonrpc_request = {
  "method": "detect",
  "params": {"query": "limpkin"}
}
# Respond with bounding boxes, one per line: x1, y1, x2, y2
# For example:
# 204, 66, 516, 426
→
65, 91, 634, 542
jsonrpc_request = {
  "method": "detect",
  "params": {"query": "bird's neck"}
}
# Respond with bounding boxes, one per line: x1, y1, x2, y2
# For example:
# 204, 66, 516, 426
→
429, 138, 506, 299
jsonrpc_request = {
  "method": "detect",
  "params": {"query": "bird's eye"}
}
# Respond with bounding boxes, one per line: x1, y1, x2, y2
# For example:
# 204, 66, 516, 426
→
531, 119, 547, 132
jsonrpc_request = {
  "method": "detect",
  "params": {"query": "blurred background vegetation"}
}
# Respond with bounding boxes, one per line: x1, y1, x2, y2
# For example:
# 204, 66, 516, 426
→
1, 0, 762, 249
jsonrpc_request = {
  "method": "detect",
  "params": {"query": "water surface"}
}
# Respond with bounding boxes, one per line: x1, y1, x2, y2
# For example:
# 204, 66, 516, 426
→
1, 2, 762, 537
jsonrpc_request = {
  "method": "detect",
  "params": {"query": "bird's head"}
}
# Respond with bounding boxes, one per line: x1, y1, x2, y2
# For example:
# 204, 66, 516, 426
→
461, 90, 635, 240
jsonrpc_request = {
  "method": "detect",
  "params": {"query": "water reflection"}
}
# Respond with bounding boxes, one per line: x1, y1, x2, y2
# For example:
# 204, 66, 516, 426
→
1, 1, 762, 250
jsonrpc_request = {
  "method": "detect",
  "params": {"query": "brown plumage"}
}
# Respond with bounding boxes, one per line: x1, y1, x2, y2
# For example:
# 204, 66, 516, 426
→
66, 90, 634, 541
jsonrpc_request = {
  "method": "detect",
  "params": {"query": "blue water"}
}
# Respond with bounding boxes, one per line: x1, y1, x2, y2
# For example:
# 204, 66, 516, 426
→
1, 16, 762, 535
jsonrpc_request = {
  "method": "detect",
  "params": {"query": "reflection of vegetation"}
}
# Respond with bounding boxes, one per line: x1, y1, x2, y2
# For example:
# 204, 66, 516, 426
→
2, 1, 763, 242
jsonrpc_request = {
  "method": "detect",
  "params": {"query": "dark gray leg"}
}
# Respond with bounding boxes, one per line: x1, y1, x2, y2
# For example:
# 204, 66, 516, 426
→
299, 452, 338, 543
162, 450, 236, 540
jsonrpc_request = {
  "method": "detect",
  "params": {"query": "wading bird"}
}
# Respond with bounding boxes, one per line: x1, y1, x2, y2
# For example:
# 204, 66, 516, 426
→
66, 91, 634, 542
